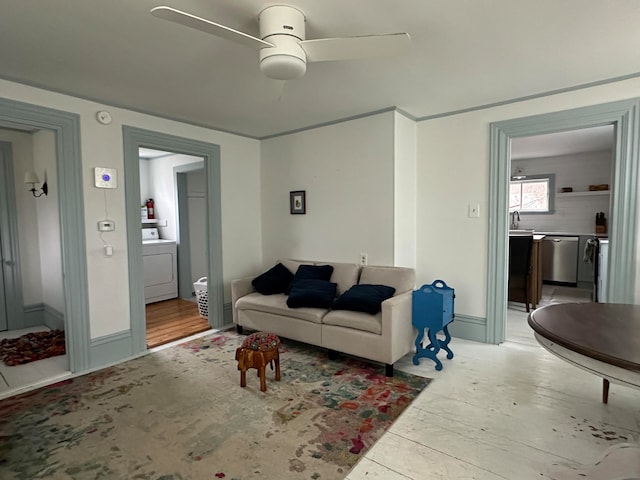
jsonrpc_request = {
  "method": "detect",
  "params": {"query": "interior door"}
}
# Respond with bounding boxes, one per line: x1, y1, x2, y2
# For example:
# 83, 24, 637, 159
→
0, 140, 23, 332
0, 227, 7, 331
0, 141, 9, 331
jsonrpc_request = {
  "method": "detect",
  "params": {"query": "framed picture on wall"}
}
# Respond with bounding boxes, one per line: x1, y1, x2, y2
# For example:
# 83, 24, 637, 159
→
290, 190, 306, 214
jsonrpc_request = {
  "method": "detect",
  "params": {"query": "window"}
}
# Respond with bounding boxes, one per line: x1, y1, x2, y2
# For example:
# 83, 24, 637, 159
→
509, 174, 554, 213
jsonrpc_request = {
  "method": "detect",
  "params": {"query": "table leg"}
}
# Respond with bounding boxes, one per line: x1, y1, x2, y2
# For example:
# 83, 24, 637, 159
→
602, 378, 609, 404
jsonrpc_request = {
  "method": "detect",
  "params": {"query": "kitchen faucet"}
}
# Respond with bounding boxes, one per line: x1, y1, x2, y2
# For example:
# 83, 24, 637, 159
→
510, 211, 520, 229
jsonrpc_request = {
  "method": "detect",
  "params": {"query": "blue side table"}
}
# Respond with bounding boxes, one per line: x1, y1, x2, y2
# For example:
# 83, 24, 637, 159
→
412, 280, 455, 370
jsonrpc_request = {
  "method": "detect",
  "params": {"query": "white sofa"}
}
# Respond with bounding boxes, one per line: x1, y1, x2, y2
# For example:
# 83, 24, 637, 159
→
231, 259, 416, 376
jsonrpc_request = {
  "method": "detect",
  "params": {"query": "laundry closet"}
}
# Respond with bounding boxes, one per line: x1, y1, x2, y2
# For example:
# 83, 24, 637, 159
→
139, 149, 206, 304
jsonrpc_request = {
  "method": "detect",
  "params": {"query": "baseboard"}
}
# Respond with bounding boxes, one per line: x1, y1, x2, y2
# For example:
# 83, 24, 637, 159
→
89, 330, 133, 369
87, 305, 231, 371
22, 303, 64, 330
223, 302, 232, 325
447, 314, 487, 343
43, 304, 65, 330
22, 303, 43, 328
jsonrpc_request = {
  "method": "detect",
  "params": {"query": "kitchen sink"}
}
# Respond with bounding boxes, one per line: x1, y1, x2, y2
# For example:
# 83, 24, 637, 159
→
509, 229, 535, 235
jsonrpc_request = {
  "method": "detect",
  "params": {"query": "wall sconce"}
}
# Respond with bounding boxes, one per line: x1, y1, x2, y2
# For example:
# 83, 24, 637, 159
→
24, 171, 48, 197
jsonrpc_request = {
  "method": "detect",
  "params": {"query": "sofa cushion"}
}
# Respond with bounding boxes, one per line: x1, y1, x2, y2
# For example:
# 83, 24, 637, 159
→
236, 292, 326, 324
286, 264, 334, 294
287, 279, 337, 309
280, 259, 309, 276
333, 284, 396, 314
251, 262, 294, 295
322, 309, 382, 335
358, 266, 415, 295
318, 262, 359, 296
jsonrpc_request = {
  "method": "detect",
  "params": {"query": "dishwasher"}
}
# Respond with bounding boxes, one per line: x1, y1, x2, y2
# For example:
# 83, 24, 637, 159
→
541, 236, 579, 285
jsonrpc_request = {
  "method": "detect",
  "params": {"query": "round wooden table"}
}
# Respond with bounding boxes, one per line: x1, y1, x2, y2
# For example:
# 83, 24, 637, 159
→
528, 303, 640, 403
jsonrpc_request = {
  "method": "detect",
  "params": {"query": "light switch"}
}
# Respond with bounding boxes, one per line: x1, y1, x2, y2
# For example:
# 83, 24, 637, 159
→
98, 220, 115, 231
468, 203, 480, 218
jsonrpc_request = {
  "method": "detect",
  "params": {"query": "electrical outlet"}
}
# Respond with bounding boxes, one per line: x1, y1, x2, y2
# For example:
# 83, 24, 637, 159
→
359, 253, 368, 266
468, 203, 480, 218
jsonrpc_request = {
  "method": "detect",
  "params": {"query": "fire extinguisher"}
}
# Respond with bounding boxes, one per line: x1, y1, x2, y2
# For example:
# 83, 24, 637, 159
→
146, 198, 155, 219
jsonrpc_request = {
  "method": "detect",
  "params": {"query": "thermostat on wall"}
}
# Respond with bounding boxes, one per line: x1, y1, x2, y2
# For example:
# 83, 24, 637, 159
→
95, 167, 117, 188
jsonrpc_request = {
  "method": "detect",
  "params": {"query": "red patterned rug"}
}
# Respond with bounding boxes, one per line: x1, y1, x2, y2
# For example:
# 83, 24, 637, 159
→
0, 329, 66, 366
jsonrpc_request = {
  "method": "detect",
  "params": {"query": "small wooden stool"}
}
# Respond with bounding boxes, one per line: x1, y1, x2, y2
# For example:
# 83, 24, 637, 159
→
235, 332, 281, 392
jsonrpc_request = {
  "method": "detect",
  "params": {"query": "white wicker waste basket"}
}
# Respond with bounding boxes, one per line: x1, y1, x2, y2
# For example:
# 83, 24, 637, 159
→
193, 277, 208, 318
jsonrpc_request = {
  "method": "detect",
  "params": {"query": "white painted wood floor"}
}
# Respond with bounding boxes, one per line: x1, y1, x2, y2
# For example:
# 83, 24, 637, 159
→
348, 286, 640, 479
0, 326, 69, 399
3, 288, 639, 478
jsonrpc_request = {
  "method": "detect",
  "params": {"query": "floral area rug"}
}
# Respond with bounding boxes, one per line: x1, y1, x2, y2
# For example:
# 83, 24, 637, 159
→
0, 330, 431, 479
0, 329, 66, 366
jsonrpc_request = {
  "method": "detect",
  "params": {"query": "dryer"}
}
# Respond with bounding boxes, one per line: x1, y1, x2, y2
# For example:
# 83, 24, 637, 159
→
142, 228, 177, 304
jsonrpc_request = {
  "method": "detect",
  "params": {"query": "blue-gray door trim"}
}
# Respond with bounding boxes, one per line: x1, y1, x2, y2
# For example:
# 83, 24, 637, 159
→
488, 99, 639, 344
123, 127, 223, 352
0, 97, 89, 371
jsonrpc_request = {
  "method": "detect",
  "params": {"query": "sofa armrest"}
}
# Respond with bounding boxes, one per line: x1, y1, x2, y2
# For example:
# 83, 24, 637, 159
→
380, 290, 415, 360
231, 276, 255, 324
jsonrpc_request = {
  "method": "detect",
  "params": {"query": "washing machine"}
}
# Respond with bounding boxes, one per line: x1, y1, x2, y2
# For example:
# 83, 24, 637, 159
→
142, 228, 177, 304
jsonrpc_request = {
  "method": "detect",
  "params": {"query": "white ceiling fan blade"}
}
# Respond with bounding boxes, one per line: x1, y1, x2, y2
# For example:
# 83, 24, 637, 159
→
150, 6, 273, 50
300, 33, 410, 63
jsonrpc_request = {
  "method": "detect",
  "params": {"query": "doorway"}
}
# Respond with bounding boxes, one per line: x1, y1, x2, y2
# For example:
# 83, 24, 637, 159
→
0, 128, 71, 394
505, 126, 615, 346
138, 148, 210, 348
487, 98, 640, 344
123, 126, 223, 355
0, 98, 90, 378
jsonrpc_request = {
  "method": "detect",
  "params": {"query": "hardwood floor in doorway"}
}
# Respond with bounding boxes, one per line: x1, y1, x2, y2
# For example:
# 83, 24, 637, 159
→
145, 298, 210, 349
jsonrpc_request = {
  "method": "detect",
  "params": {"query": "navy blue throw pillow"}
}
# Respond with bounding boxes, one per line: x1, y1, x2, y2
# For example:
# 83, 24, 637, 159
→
286, 279, 337, 309
286, 264, 334, 294
332, 284, 396, 314
251, 263, 294, 295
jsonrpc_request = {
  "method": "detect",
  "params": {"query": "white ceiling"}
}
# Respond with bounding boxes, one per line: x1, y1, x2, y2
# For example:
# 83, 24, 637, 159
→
1, 1, 640, 139
139, 147, 174, 159
511, 125, 615, 160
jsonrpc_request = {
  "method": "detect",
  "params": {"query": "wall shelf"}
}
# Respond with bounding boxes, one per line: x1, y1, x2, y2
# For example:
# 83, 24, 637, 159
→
557, 190, 610, 198
142, 219, 168, 227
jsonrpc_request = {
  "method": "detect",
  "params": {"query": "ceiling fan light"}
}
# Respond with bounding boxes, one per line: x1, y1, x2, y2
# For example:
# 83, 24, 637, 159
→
260, 54, 306, 80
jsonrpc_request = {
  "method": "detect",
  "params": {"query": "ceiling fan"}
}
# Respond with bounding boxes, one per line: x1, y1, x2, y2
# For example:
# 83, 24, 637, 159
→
150, 4, 411, 81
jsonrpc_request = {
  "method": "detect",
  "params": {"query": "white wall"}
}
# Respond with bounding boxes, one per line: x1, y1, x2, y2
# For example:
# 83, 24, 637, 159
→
260, 112, 395, 268
416, 76, 640, 319
393, 112, 417, 268
0, 79, 262, 339
5, 74, 640, 341
139, 158, 151, 204
33, 130, 64, 314
512, 150, 613, 234
146, 153, 202, 241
